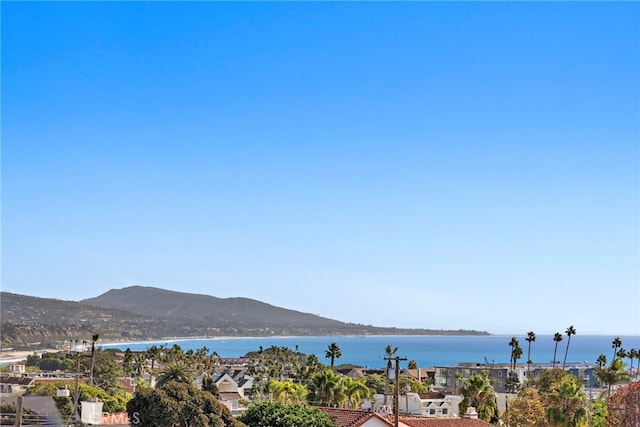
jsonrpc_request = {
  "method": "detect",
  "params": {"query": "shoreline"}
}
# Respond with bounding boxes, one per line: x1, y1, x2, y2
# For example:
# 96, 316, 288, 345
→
0, 348, 60, 364
98, 333, 498, 350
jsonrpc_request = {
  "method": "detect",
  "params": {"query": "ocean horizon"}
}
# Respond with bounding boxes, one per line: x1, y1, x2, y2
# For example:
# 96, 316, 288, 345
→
102, 334, 640, 369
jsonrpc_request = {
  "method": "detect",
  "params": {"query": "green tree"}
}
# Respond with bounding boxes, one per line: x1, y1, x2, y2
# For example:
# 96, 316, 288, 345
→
526, 331, 536, 375
308, 369, 343, 406
82, 349, 123, 393
407, 360, 417, 369
155, 362, 194, 389
611, 337, 622, 361
590, 396, 607, 427
269, 379, 308, 405
553, 333, 563, 367
325, 343, 342, 370
501, 387, 547, 427
238, 401, 337, 427
627, 348, 637, 376
545, 375, 587, 427
340, 376, 370, 409
27, 380, 129, 417
562, 326, 576, 369
507, 337, 523, 393
127, 380, 243, 427
596, 354, 607, 368
295, 353, 323, 383
459, 370, 498, 422
595, 358, 630, 398
89, 333, 100, 386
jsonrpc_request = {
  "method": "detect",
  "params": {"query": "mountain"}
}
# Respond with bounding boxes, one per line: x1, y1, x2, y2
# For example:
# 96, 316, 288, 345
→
80, 286, 344, 327
1, 287, 489, 350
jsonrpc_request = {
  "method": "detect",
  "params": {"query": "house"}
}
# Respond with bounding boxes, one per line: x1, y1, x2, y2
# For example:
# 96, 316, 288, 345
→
362, 392, 462, 417
0, 375, 35, 396
318, 407, 394, 427
9, 363, 26, 374
211, 368, 254, 411
404, 368, 435, 384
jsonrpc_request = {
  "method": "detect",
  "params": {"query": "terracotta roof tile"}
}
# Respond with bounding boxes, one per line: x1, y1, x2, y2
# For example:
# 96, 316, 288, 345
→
397, 416, 492, 427
318, 407, 394, 427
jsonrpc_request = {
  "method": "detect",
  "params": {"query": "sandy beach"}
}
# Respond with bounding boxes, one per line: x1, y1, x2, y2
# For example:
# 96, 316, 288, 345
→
0, 348, 59, 364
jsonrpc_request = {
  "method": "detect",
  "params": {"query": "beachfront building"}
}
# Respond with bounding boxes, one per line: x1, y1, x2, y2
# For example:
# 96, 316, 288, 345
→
433, 364, 527, 394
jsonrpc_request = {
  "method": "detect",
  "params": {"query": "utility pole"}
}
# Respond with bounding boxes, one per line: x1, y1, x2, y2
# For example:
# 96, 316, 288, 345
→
15, 395, 23, 427
385, 355, 407, 427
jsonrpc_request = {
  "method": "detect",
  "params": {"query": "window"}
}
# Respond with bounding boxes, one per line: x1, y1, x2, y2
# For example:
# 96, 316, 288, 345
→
430, 409, 436, 415
442, 408, 448, 415
498, 381, 503, 387
448, 369, 452, 375
497, 371, 502, 377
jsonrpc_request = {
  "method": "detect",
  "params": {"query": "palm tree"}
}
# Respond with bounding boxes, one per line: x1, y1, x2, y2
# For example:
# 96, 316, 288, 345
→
308, 369, 342, 406
595, 358, 630, 398
89, 333, 99, 386
341, 376, 370, 409
611, 337, 622, 361
155, 362, 193, 388
459, 370, 498, 422
552, 333, 563, 367
508, 337, 520, 371
617, 348, 628, 363
545, 375, 588, 426
525, 331, 536, 375
325, 342, 342, 370
629, 348, 638, 377
270, 379, 307, 404
383, 345, 398, 406
596, 354, 607, 368
562, 326, 576, 369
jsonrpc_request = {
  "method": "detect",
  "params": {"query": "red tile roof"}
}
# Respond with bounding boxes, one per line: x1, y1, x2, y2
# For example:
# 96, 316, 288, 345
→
398, 416, 492, 427
318, 407, 394, 427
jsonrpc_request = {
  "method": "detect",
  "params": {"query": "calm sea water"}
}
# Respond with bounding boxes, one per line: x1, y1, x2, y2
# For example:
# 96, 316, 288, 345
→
103, 335, 640, 369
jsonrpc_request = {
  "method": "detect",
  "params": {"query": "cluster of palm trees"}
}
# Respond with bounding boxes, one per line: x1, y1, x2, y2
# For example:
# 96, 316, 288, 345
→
594, 337, 637, 398
508, 326, 576, 372
122, 343, 219, 388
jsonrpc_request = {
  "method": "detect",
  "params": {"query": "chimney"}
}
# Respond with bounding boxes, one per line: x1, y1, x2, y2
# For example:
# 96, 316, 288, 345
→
463, 407, 479, 419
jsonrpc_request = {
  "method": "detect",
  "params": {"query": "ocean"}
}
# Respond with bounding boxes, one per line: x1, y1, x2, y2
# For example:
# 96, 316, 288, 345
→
103, 334, 640, 369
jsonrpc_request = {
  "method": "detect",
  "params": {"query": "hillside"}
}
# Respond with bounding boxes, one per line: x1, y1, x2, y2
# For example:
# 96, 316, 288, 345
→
81, 286, 343, 327
1, 287, 489, 350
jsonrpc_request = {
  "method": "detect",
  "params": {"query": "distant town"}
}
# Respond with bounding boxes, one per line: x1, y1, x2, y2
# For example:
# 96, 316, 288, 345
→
1, 288, 638, 425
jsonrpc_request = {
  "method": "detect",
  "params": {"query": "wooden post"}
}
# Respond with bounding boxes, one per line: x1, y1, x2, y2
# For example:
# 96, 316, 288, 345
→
15, 396, 23, 427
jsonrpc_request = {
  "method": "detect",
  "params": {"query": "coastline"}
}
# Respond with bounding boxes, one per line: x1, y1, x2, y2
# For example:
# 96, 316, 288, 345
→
0, 348, 59, 364
98, 333, 497, 350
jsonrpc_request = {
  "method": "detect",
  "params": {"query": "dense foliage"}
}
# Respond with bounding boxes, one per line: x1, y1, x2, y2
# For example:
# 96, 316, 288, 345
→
26, 381, 129, 416
126, 380, 244, 427
238, 401, 337, 427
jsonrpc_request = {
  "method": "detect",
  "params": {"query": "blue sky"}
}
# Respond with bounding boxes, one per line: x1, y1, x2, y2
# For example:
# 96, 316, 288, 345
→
2, 2, 638, 335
